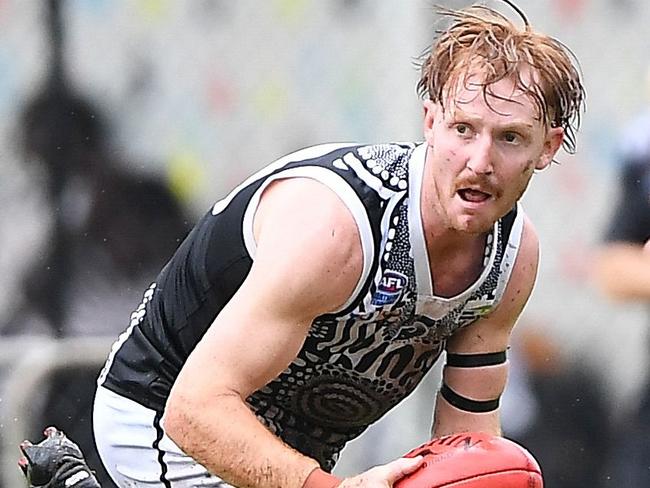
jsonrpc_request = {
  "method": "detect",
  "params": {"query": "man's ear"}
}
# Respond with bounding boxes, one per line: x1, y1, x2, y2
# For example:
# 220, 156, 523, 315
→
536, 126, 564, 170
422, 99, 437, 146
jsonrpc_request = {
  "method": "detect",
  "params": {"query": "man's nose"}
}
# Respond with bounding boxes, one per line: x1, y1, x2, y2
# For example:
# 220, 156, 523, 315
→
466, 137, 494, 175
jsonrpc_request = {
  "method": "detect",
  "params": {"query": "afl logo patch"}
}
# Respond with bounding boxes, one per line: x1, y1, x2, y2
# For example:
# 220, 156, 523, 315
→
372, 271, 408, 306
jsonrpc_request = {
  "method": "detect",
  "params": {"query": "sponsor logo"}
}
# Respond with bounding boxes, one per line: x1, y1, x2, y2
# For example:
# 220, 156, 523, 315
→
372, 271, 408, 306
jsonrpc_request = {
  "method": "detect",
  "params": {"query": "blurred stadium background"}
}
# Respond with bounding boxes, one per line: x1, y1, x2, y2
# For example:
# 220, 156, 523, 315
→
0, 0, 648, 487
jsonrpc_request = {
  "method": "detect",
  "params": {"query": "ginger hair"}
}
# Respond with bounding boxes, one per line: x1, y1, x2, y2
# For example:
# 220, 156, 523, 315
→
417, 2, 585, 153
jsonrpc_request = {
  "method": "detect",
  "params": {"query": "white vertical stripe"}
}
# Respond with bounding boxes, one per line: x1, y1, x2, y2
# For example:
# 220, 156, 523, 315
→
493, 203, 525, 302
406, 143, 432, 297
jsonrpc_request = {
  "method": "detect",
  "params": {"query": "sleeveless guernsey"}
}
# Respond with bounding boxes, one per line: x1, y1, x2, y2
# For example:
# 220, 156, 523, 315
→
99, 142, 523, 469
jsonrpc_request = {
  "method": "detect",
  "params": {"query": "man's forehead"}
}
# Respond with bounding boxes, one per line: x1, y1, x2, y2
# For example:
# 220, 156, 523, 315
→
443, 72, 544, 123
452, 73, 532, 101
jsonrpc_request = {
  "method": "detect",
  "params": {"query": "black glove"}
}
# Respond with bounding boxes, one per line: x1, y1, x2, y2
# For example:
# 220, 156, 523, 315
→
19, 426, 101, 488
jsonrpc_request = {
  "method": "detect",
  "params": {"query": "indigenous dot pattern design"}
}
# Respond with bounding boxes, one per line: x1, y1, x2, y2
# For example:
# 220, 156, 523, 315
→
246, 142, 520, 470
357, 143, 409, 191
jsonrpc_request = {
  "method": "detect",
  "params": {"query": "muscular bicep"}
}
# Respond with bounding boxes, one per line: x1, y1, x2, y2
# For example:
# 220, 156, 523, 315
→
173, 178, 363, 402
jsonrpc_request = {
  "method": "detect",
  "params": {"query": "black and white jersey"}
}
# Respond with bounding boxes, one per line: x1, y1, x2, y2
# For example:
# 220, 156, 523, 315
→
98, 142, 523, 470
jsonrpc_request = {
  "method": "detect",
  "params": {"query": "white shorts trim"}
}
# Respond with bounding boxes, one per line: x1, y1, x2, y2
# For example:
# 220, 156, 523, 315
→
93, 386, 234, 488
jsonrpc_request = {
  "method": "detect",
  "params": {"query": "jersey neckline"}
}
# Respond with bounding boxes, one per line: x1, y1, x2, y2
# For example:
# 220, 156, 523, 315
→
407, 142, 499, 307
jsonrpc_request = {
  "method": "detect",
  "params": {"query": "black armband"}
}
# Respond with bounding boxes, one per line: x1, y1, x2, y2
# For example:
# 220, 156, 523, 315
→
440, 383, 500, 413
446, 351, 507, 368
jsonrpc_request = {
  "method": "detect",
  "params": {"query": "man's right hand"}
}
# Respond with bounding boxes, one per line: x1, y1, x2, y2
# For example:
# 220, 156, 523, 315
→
339, 456, 424, 487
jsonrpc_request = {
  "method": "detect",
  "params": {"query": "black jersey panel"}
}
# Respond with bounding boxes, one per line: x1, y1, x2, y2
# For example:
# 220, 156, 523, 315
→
499, 205, 518, 252
101, 143, 394, 412
103, 181, 264, 411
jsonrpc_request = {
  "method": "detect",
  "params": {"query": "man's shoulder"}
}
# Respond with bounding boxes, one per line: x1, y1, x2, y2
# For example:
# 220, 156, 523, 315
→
281, 141, 418, 159
510, 214, 540, 283
262, 141, 419, 201
497, 206, 539, 282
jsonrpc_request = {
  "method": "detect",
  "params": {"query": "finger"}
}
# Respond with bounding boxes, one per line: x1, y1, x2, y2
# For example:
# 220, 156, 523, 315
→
19, 440, 33, 460
382, 455, 425, 484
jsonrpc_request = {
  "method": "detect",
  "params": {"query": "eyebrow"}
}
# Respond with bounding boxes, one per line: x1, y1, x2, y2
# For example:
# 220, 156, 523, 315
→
451, 109, 535, 130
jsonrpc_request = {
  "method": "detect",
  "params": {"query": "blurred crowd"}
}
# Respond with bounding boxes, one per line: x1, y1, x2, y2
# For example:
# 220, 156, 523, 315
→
0, 2, 192, 485
0, 1, 649, 488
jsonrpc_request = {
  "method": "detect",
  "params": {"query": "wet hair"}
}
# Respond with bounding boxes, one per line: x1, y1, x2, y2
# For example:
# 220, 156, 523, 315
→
417, 1, 585, 154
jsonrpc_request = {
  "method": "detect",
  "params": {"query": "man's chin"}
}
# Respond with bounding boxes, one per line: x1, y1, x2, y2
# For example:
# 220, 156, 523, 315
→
445, 198, 500, 234
452, 215, 494, 235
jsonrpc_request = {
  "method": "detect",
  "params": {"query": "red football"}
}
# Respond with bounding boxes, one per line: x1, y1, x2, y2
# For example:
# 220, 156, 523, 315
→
394, 432, 543, 488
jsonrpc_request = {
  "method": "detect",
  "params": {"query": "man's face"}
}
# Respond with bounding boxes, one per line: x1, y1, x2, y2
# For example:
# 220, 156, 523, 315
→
422, 71, 564, 234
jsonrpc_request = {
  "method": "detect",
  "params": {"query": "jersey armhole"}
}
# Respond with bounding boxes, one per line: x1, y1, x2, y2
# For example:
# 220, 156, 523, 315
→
493, 203, 526, 302
241, 166, 375, 313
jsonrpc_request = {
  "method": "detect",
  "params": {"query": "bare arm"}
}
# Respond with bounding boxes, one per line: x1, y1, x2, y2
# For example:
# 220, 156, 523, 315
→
163, 178, 423, 488
164, 178, 363, 487
593, 240, 650, 301
432, 216, 540, 438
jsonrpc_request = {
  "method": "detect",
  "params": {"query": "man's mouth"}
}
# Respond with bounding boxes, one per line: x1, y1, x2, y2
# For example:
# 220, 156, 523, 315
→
457, 188, 492, 203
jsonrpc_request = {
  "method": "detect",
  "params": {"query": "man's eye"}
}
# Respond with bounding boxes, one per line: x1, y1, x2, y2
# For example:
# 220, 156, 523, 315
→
503, 132, 520, 143
455, 124, 470, 135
